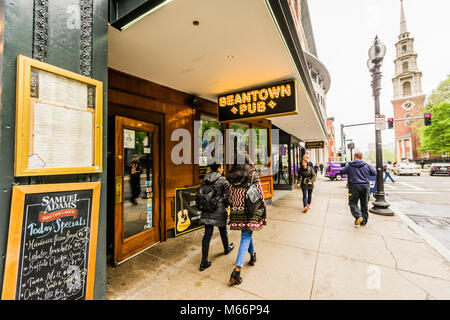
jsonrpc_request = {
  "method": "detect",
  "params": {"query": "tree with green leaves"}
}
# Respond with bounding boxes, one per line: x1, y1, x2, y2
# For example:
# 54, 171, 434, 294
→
427, 74, 450, 106
418, 75, 450, 156
419, 101, 450, 155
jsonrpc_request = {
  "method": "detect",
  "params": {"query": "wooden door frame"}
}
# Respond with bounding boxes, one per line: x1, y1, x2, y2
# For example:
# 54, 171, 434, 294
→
114, 116, 160, 264
109, 103, 166, 265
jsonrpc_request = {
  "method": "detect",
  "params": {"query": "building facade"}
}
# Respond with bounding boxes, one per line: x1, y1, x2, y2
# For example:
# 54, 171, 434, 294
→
391, 0, 426, 162
288, 0, 331, 166
326, 117, 336, 162
0, 0, 329, 299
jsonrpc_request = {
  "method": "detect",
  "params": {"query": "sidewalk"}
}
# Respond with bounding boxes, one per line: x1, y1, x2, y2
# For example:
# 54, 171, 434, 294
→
107, 177, 450, 300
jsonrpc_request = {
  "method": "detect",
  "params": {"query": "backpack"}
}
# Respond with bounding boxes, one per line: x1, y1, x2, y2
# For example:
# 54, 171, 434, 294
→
244, 172, 264, 218
196, 176, 220, 212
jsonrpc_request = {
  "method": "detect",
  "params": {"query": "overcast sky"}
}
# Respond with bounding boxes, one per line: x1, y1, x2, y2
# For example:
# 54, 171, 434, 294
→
307, 0, 450, 154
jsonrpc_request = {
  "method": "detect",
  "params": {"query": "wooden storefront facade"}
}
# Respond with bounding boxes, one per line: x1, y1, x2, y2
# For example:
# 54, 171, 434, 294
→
107, 69, 274, 265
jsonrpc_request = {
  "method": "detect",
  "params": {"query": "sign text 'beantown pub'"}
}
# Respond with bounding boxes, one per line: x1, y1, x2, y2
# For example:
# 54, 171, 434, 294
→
218, 79, 297, 122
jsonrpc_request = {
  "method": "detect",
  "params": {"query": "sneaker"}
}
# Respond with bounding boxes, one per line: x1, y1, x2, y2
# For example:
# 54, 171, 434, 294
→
303, 207, 308, 213
307, 205, 311, 209
199, 261, 211, 271
355, 217, 364, 225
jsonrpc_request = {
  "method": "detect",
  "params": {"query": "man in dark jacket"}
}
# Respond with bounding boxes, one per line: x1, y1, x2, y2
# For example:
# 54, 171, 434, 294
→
340, 152, 376, 226
199, 163, 234, 271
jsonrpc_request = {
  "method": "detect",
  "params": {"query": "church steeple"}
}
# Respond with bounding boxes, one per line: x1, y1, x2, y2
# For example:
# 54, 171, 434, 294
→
400, 0, 408, 35
392, 0, 423, 100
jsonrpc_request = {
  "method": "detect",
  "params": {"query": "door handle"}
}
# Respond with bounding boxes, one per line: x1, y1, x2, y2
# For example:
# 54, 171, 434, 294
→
115, 176, 122, 204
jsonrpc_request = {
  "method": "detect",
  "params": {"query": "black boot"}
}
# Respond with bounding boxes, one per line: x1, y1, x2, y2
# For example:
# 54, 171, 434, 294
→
229, 269, 243, 285
224, 242, 234, 255
199, 260, 211, 271
249, 252, 257, 266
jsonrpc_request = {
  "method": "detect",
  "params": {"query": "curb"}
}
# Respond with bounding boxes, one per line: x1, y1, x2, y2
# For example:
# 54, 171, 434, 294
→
394, 207, 450, 263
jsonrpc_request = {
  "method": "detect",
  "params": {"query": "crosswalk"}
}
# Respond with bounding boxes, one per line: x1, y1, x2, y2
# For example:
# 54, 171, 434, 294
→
383, 182, 450, 194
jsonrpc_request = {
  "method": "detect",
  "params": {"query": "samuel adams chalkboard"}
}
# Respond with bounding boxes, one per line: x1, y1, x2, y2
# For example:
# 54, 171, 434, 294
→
1, 182, 100, 300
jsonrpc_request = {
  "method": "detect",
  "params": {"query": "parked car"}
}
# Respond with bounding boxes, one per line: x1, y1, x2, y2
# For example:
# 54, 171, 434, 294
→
393, 162, 421, 176
324, 161, 348, 181
429, 163, 450, 176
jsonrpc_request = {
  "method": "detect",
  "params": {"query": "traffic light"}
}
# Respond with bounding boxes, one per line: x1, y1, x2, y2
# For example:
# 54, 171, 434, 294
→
424, 113, 432, 126
387, 117, 394, 129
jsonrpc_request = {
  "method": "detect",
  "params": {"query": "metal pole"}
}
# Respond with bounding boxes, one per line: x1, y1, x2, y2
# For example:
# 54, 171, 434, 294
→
340, 123, 345, 161
369, 57, 394, 216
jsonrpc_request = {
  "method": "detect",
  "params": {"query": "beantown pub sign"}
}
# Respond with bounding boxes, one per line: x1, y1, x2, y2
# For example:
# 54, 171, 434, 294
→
218, 79, 297, 122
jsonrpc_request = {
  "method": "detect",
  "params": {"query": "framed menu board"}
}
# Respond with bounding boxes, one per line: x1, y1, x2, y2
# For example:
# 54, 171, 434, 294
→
1, 182, 101, 300
14, 55, 103, 176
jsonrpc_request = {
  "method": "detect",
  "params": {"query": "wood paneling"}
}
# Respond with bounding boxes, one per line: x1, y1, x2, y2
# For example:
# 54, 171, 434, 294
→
108, 69, 275, 238
108, 69, 218, 235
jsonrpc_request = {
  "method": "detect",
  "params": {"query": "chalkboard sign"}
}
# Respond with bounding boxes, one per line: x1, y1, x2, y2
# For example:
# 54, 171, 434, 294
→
1, 182, 101, 300
174, 186, 204, 237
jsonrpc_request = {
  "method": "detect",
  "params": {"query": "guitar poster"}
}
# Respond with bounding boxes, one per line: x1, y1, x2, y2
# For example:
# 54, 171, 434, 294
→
174, 186, 204, 237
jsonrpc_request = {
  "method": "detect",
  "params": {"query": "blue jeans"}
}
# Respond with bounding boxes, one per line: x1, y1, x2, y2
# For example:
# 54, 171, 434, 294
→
301, 188, 313, 208
236, 230, 255, 267
384, 172, 395, 182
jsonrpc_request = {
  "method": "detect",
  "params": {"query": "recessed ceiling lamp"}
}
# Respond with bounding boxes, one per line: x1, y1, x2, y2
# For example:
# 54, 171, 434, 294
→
193, 20, 200, 26
227, 55, 234, 59
111, 0, 174, 31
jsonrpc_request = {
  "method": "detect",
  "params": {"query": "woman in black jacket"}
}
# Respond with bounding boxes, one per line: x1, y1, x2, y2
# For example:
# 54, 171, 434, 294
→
199, 163, 234, 271
297, 159, 316, 213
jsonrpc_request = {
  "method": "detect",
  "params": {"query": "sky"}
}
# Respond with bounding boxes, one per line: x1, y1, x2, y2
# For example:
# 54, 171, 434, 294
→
307, 0, 450, 154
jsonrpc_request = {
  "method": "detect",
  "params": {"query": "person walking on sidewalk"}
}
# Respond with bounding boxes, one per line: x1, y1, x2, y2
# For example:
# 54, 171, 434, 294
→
319, 163, 324, 175
198, 163, 234, 271
340, 152, 376, 226
227, 153, 266, 285
303, 155, 314, 168
297, 159, 316, 212
383, 161, 395, 183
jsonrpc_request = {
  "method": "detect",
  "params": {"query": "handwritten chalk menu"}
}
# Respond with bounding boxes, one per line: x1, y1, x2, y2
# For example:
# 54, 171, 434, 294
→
2, 183, 100, 300
14, 55, 103, 176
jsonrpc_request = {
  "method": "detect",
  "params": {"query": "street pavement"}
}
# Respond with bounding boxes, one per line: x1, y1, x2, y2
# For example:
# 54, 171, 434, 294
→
107, 176, 450, 300
383, 171, 450, 250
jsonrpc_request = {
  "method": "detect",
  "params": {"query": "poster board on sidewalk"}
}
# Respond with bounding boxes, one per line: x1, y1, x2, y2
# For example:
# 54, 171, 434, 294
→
174, 186, 204, 237
14, 55, 103, 176
1, 182, 101, 300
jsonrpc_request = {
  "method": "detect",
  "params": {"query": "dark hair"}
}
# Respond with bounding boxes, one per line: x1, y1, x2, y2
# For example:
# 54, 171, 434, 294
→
209, 163, 221, 172
227, 152, 254, 185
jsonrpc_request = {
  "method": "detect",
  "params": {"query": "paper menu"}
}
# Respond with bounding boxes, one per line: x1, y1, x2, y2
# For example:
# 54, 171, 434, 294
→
33, 102, 93, 168
37, 69, 88, 111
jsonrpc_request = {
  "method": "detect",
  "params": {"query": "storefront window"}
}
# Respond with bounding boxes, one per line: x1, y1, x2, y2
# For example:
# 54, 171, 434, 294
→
289, 144, 295, 176
198, 116, 224, 180
230, 123, 249, 161
274, 144, 290, 184
252, 128, 270, 175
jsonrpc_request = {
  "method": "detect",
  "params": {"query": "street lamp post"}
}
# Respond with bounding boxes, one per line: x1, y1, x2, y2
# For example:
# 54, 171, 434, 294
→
367, 36, 394, 216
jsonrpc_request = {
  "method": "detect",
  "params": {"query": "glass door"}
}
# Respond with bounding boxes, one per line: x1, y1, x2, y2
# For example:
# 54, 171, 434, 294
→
114, 116, 160, 265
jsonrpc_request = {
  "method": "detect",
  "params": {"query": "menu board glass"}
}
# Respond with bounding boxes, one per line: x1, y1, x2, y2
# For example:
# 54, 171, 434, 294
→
15, 55, 103, 176
1, 182, 101, 300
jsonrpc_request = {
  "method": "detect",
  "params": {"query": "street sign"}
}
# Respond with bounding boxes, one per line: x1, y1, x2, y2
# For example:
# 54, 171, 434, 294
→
375, 114, 386, 130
